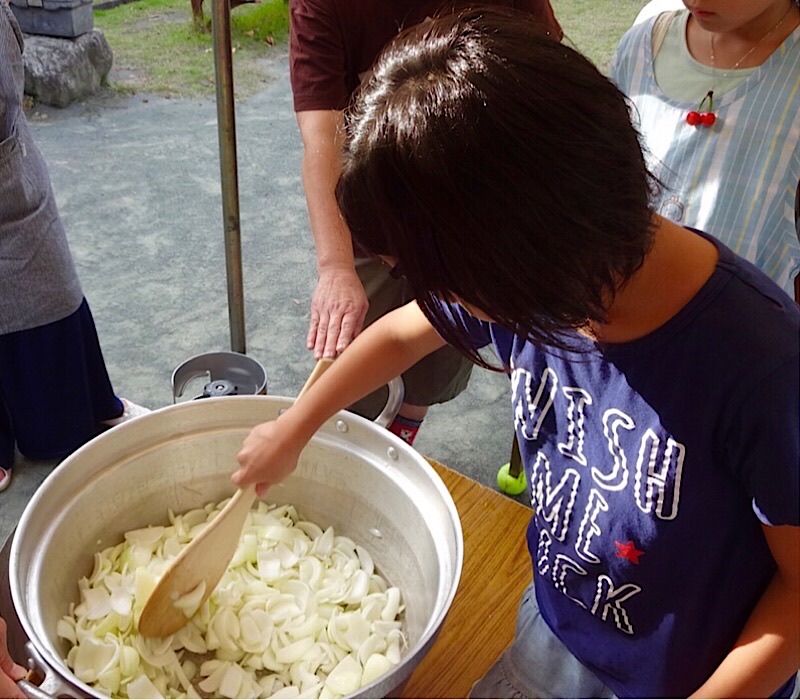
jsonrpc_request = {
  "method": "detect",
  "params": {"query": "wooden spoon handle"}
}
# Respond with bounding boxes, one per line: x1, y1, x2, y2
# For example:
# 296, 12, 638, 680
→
298, 357, 334, 399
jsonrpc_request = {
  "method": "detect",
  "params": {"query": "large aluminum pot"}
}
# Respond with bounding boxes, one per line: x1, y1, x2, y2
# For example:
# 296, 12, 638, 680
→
10, 396, 463, 698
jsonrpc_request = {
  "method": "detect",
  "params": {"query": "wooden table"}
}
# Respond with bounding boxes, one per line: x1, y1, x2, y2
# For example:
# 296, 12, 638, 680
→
401, 460, 533, 699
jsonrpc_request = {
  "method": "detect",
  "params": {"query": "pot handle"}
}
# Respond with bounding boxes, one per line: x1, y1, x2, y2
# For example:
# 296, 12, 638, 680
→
374, 376, 404, 428
305, 360, 403, 429
18, 641, 81, 699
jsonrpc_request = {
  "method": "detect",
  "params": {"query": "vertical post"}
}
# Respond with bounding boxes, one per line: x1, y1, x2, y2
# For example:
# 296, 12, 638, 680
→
211, 0, 246, 353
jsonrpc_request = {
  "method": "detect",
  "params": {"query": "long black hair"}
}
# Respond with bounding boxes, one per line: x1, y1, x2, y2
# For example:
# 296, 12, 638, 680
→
336, 7, 658, 362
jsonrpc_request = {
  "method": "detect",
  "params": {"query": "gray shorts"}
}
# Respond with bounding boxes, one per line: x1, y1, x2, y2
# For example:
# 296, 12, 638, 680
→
347, 257, 473, 417
470, 584, 615, 699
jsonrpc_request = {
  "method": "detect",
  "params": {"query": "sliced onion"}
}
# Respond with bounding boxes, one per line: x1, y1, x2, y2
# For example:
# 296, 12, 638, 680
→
172, 580, 206, 619
126, 673, 164, 699
58, 499, 406, 699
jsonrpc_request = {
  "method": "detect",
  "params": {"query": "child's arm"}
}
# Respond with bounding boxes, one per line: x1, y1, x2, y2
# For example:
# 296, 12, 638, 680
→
232, 300, 447, 493
690, 524, 800, 698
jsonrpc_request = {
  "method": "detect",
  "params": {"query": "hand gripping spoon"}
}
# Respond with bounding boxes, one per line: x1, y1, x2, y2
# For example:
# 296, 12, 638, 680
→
138, 358, 334, 637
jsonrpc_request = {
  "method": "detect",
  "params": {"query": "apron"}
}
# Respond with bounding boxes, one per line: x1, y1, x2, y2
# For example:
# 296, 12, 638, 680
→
0, 0, 82, 335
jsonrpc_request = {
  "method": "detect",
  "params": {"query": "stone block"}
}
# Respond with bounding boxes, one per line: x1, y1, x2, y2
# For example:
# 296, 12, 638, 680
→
9, 0, 93, 38
22, 29, 113, 107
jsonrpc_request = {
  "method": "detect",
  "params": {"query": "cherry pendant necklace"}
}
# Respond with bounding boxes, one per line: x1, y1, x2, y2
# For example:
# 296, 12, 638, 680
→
685, 3, 795, 128
686, 89, 715, 127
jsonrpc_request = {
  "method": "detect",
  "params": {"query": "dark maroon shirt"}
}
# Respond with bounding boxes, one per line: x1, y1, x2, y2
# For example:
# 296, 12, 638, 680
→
289, 0, 562, 112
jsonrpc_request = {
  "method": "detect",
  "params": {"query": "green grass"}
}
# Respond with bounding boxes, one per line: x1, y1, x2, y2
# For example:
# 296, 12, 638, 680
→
94, 0, 647, 98
94, 0, 290, 98
552, 0, 648, 71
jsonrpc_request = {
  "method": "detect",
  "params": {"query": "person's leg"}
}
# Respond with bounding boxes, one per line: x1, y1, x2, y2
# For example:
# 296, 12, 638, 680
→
0, 300, 123, 461
386, 338, 473, 443
348, 258, 428, 433
0, 396, 14, 492
470, 584, 616, 699
349, 258, 473, 444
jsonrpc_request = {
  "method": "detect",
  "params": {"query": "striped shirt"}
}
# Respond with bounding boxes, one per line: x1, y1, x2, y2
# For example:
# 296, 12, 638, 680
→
610, 12, 800, 296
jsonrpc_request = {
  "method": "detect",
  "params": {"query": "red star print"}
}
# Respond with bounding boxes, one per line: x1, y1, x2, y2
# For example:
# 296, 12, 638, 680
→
615, 540, 645, 565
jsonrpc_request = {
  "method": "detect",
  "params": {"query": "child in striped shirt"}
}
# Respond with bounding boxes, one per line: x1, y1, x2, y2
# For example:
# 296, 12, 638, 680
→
610, 0, 800, 301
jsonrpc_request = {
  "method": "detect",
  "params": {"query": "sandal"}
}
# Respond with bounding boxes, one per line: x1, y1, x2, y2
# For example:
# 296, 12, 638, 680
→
102, 398, 151, 427
0, 467, 11, 493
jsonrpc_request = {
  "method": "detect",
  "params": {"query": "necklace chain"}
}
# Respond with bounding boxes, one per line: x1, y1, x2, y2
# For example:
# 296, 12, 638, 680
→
709, 3, 795, 72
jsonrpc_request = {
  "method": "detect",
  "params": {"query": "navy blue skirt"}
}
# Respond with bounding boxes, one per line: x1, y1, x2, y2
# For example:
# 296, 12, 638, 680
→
0, 299, 123, 467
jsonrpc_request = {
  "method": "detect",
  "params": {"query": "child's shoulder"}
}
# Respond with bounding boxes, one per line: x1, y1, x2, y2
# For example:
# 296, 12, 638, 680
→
610, 13, 658, 79
611, 8, 685, 76
706, 237, 800, 348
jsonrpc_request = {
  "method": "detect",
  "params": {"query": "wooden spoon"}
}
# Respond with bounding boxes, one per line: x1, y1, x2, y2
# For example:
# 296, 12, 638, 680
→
138, 358, 334, 638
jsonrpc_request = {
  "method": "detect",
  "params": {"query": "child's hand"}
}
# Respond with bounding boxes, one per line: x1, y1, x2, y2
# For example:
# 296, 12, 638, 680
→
0, 618, 27, 699
232, 419, 305, 497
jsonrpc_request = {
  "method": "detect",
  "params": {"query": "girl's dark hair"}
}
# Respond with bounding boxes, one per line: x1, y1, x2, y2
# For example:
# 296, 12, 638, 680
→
336, 7, 657, 363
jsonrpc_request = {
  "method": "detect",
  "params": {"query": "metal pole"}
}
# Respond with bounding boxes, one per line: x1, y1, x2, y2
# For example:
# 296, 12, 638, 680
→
211, 0, 246, 353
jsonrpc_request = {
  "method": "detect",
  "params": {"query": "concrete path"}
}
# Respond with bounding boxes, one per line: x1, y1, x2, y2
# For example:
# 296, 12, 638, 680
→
0, 47, 519, 546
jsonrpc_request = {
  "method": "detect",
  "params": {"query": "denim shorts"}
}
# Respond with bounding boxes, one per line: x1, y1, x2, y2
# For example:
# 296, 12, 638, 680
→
470, 584, 615, 699
471, 584, 800, 699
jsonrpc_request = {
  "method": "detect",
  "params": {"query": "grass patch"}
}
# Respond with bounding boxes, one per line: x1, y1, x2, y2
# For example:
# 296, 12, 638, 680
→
552, 0, 647, 71
94, 0, 646, 98
94, 0, 289, 98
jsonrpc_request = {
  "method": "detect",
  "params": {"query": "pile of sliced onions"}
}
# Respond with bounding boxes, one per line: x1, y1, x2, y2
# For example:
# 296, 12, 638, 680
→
57, 499, 406, 699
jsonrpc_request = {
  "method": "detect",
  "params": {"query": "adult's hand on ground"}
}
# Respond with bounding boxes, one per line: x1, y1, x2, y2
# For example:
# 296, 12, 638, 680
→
0, 618, 27, 699
307, 268, 368, 359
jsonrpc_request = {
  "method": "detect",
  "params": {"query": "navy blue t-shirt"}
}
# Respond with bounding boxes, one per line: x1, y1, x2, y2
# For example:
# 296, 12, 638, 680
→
443, 234, 800, 697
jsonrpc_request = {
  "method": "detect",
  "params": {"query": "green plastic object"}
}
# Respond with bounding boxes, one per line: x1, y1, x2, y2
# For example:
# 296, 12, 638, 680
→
497, 462, 527, 495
